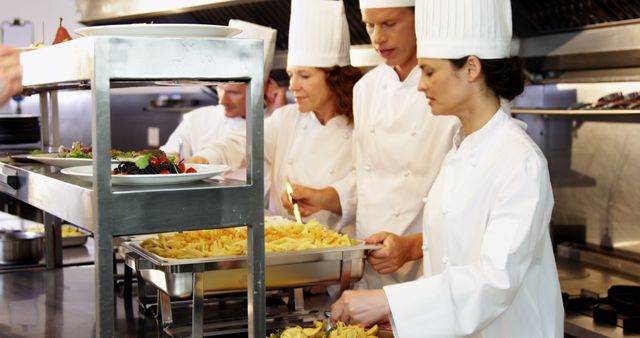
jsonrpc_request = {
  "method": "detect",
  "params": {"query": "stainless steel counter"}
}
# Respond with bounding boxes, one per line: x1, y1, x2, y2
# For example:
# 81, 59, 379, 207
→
558, 244, 640, 338
0, 263, 331, 338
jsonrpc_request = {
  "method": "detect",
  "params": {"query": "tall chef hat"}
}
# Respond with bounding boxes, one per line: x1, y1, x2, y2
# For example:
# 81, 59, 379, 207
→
359, 0, 414, 8
416, 0, 512, 59
229, 19, 278, 77
287, 0, 351, 68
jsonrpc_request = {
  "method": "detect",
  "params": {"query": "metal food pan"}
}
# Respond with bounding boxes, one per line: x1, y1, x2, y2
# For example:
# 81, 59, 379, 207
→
122, 241, 379, 298
62, 227, 91, 247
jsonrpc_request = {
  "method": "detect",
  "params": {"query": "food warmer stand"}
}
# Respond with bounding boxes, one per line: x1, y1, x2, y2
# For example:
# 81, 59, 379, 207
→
0, 36, 266, 338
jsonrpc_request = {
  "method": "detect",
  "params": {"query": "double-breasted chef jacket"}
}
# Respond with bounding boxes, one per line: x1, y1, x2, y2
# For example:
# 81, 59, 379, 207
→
384, 109, 564, 338
265, 104, 354, 230
160, 105, 246, 169
338, 63, 459, 289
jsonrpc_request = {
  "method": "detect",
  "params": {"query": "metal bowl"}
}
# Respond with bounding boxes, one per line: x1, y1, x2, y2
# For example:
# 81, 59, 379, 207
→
0, 230, 44, 264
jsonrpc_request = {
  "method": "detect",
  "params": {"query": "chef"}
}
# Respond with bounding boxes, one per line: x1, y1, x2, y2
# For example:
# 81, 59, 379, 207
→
160, 19, 278, 169
330, 0, 564, 337
197, 0, 362, 229
283, 0, 458, 289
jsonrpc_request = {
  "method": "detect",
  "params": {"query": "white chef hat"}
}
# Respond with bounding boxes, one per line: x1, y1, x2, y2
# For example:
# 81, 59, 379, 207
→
415, 0, 512, 59
359, 0, 414, 8
287, 0, 351, 68
229, 19, 278, 77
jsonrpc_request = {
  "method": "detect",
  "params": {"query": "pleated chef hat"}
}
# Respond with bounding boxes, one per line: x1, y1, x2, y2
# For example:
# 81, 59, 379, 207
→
229, 19, 277, 77
287, 0, 351, 68
416, 0, 512, 59
359, 0, 414, 8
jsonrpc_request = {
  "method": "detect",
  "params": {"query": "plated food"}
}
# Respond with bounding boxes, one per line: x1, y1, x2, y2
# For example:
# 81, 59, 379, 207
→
57, 141, 134, 159
140, 218, 354, 259
268, 320, 379, 338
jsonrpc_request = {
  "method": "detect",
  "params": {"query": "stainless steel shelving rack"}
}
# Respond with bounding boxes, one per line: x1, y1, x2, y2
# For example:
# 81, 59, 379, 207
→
0, 36, 266, 337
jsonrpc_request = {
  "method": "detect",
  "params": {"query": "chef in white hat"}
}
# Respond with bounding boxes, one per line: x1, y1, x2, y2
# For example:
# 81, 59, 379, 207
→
199, 0, 362, 229
161, 20, 279, 167
283, 0, 458, 291
330, 1, 564, 337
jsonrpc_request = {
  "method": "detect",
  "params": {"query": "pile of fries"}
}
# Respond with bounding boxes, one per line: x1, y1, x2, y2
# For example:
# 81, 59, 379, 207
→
268, 320, 379, 338
140, 218, 354, 259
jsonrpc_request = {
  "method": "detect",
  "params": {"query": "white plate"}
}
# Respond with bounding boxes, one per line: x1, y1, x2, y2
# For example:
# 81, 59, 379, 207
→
61, 164, 229, 186
75, 24, 241, 38
26, 153, 118, 168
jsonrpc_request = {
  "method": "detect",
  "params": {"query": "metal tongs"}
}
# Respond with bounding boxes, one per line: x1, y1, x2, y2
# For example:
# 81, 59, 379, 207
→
285, 176, 303, 224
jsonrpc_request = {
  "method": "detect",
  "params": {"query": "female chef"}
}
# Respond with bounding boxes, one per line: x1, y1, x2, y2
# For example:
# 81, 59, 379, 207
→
198, 0, 362, 229
330, 0, 564, 337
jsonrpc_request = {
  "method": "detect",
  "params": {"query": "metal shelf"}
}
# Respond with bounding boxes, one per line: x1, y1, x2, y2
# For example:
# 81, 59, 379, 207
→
13, 36, 266, 338
512, 108, 640, 115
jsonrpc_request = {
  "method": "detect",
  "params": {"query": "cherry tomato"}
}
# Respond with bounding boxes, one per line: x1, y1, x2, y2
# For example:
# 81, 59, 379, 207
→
159, 170, 170, 174
149, 156, 160, 166
186, 167, 197, 173
178, 162, 185, 173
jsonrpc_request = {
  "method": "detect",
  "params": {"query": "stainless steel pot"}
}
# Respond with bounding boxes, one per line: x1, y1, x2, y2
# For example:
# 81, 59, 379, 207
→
0, 230, 44, 264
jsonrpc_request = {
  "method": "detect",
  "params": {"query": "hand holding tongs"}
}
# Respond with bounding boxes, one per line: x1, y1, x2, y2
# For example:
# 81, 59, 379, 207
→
285, 176, 303, 224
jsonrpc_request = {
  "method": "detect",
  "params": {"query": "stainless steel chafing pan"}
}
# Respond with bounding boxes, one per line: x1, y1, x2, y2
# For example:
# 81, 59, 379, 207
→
122, 241, 380, 298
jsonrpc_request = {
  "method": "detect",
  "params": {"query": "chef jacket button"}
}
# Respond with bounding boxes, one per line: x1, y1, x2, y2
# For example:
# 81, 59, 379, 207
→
344, 134, 350, 139
393, 211, 400, 217
365, 166, 371, 172
422, 197, 428, 203
411, 131, 416, 136
370, 128, 375, 134
442, 209, 448, 215
403, 170, 411, 177
441, 257, 449, 265
421, 245, 427, 251
330, 169, 335, 175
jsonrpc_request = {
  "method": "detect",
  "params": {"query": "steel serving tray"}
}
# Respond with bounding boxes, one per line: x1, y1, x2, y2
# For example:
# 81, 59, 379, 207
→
122, 241, 380, 298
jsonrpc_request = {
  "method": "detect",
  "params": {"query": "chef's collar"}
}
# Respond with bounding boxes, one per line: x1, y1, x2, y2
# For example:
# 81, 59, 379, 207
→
303, 110, 349, 128
451, 107, 509, 161
380, 64, 421, 88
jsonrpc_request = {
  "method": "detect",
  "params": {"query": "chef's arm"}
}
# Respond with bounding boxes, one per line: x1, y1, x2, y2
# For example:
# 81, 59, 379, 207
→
383, 156, 553, 337
366, 232, 423, 274
190, 132, 246, 170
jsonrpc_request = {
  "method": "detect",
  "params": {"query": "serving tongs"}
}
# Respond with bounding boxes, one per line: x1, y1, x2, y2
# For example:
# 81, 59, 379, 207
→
285, 176, 304, 224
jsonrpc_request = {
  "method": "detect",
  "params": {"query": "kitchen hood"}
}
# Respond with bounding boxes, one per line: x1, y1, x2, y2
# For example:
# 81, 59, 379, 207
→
76, 0, 640, 78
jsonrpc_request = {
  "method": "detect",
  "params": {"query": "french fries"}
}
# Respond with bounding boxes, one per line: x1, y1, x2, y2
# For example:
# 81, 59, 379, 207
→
267, 320, 379, 338
141, 219, 354, 259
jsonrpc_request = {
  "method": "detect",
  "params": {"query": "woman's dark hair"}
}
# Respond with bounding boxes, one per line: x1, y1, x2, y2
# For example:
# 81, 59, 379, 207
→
319, 65, 364, 123
450, 56, 525, 101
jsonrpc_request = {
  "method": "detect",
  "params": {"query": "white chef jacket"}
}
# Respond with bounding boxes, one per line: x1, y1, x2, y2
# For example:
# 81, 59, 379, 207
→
384, 109, 564, 338
265, 104, 354, 229
160, 105, 246, 169
338, 64, 458, 288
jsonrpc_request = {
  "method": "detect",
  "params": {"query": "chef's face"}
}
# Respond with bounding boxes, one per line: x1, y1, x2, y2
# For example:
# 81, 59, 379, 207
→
217, 83, 247, 118
417, 58, 471, 116
287, 66, 334, 114
362, 7, 416, 70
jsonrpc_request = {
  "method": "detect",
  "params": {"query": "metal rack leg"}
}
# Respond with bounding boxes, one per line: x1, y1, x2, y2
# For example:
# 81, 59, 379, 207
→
192, 264, 205, 338
43, 212, 62, 268
95, 231, 115, 337
159, 290, 173, 327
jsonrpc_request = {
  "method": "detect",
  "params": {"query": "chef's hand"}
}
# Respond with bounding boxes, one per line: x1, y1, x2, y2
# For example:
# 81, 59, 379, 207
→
366, 232, 423, 274
330, 289, 390, 327
187, 155, 209, 164
0, 45, 22, 106
281, 184, 342, 216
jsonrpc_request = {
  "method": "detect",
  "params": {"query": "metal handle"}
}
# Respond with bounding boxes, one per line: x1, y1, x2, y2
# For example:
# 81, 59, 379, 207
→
0, 166, 19, 190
